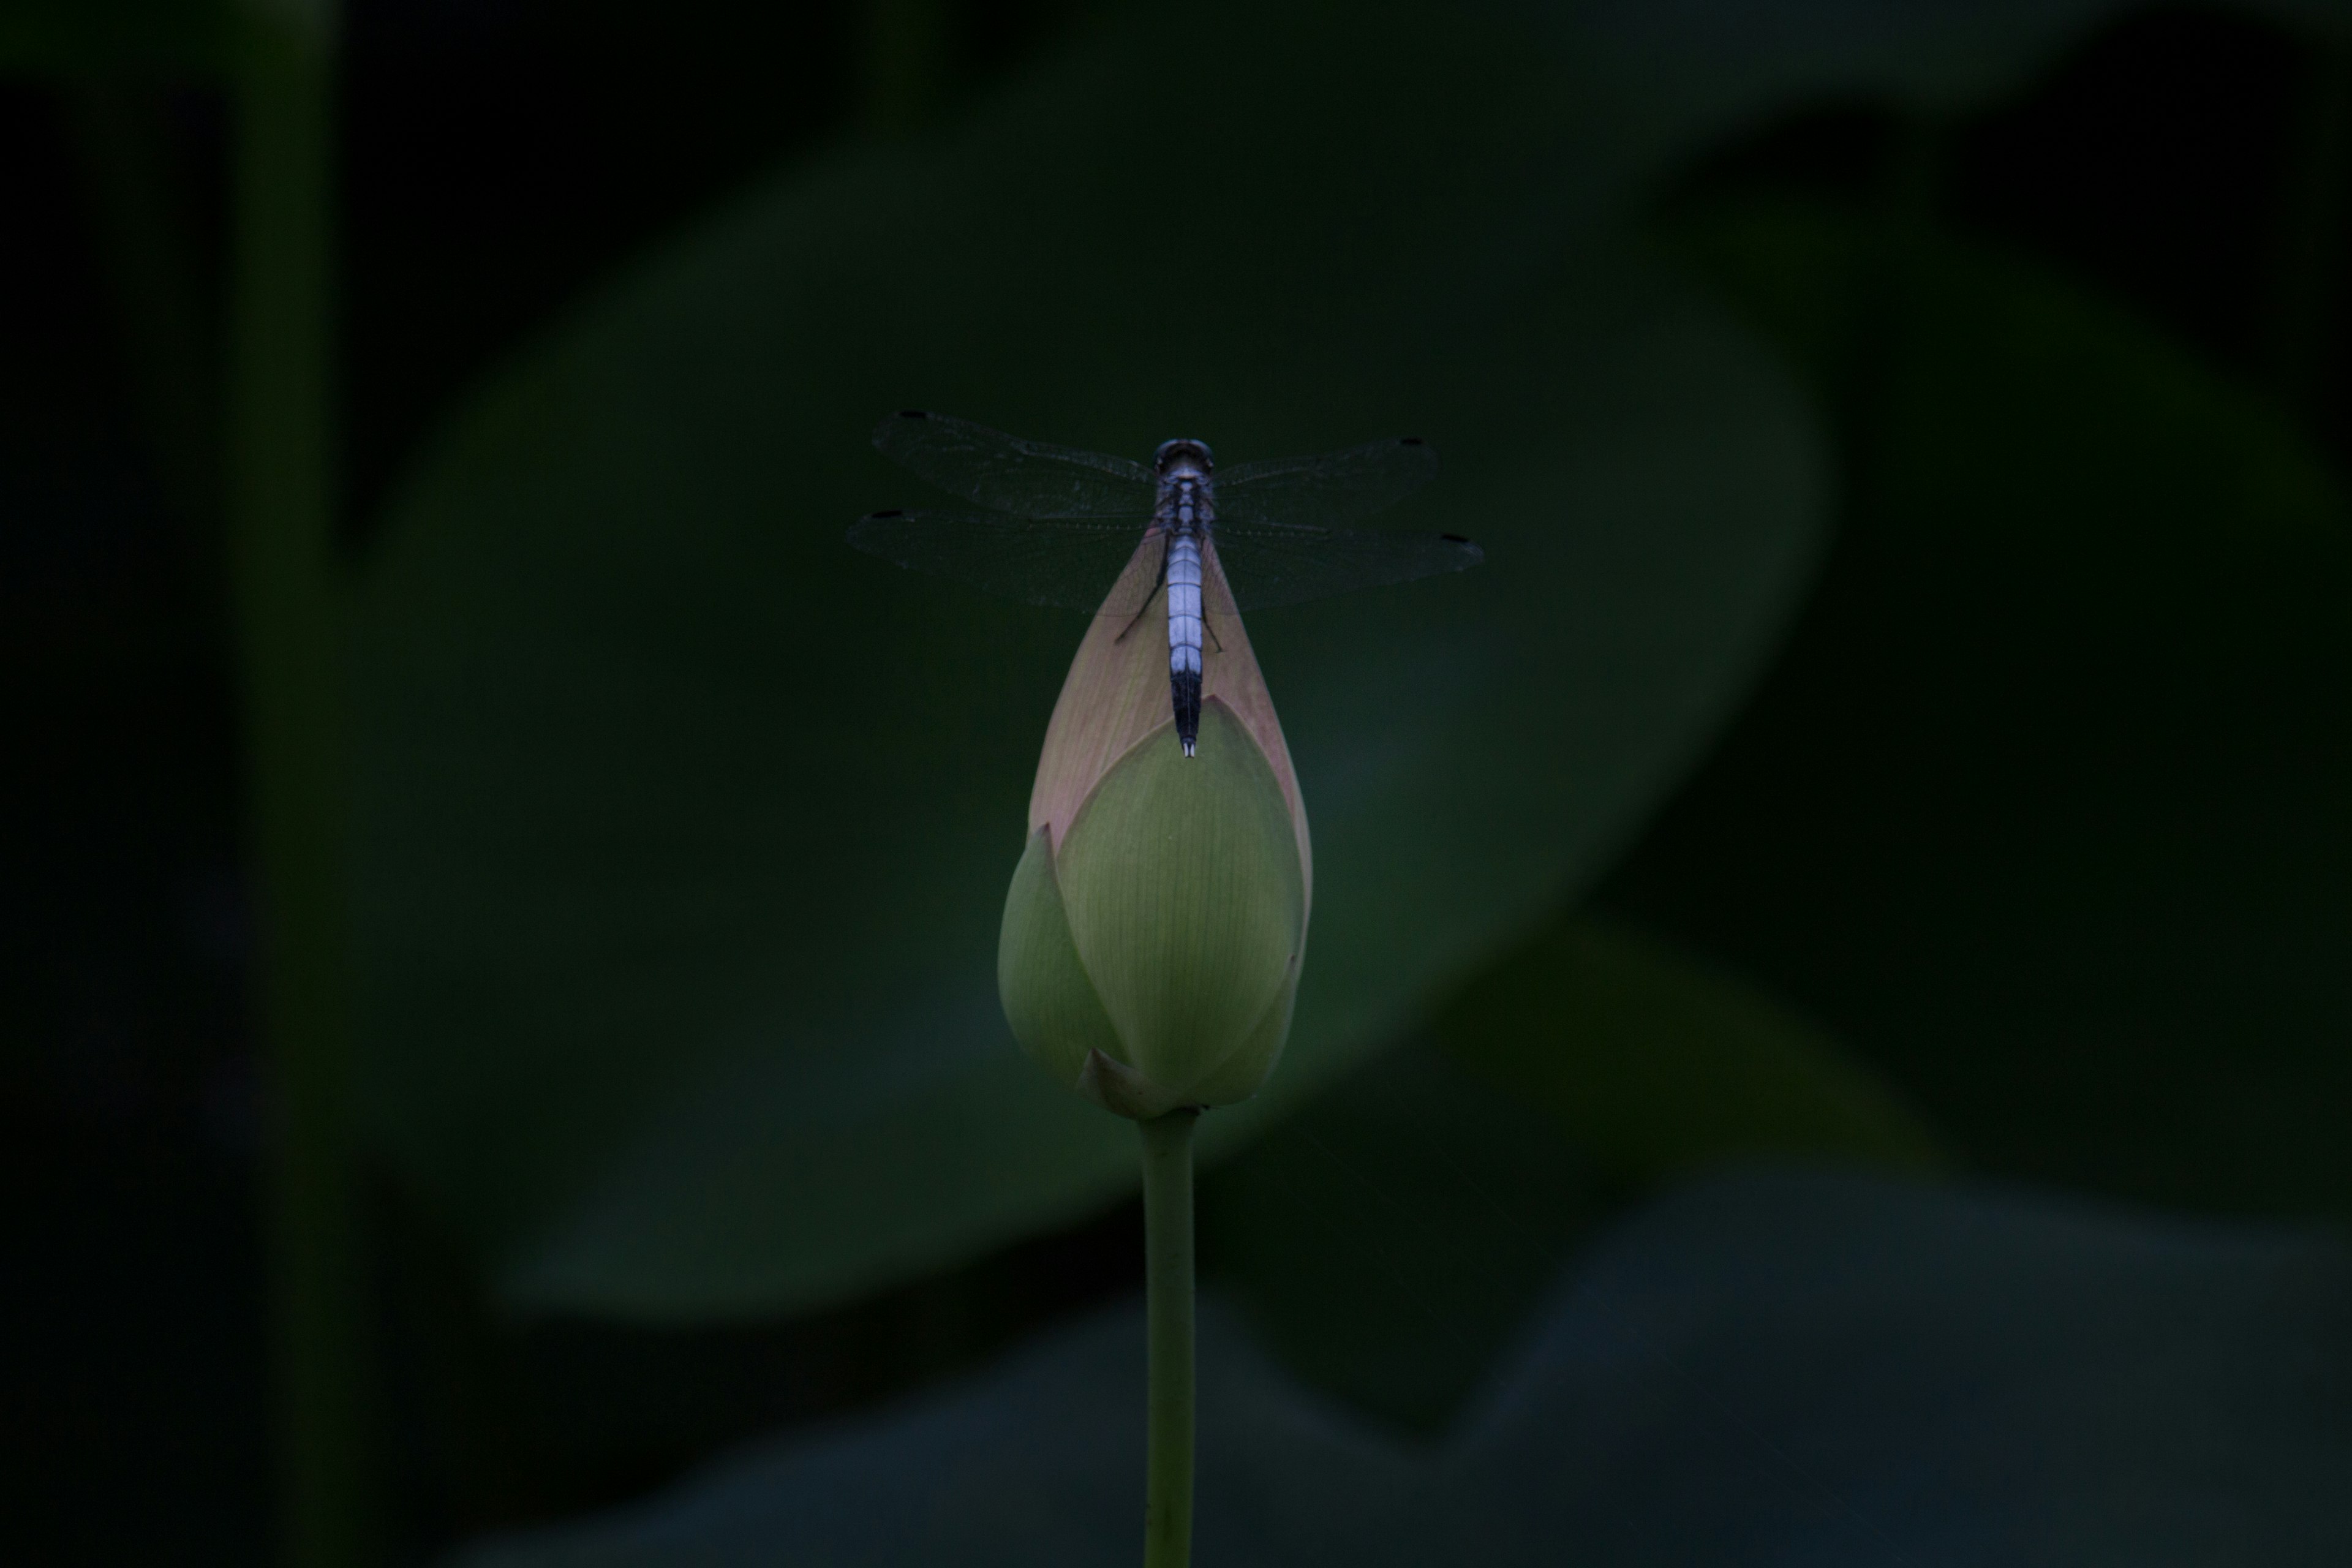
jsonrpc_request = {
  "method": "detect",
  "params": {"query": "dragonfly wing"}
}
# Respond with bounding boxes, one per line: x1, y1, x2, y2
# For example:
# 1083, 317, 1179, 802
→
873, 411, 1156, 519
847, 510, 1163, 613
1207, 520, 1483, 610
1215, 437, 1438, 528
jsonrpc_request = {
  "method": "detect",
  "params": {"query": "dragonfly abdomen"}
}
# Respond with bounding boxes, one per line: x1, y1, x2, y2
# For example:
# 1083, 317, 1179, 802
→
1162, 467, 1212, 757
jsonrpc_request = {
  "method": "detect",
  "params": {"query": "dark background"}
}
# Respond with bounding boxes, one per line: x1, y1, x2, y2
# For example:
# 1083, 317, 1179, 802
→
4, 2, 2345, 1562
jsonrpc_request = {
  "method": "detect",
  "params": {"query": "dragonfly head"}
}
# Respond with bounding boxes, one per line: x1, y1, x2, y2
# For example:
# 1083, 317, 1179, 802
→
1153, 437, 1215, 478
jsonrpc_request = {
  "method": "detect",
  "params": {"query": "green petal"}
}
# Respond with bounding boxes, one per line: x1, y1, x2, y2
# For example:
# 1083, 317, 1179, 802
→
1187, 958, 1301, 1109
1074, 1049, 1189, 1121
1055, 703, 1307, 1104
997, 826, 1123, 1093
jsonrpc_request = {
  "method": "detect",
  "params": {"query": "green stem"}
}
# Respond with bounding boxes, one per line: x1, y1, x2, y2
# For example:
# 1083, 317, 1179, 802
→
228, 6, 365, 1567
1139, 1109, 1198, 1568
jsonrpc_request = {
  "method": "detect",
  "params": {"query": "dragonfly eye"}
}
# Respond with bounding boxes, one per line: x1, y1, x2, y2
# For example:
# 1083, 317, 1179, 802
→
1154, 437, 1215, 475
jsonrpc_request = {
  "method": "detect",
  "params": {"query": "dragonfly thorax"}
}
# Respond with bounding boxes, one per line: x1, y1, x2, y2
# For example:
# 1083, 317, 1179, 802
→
1153, 437, 1215, 477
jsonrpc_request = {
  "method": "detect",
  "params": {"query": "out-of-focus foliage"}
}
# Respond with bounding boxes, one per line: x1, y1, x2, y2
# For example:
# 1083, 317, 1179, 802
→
1438, 917, 1941, 1177
1541, 0, 2140, 147
1624, 197, 2352, 1215
15, 0, 2352, 1560
448, 1172, 2352, 1567
1541, 0, 2351, 150
352, 0, 1826, 1320
1202, 1042, 1607, 1433
0, 0, 232, 77
350, 0, 2352, 1330
1202, 917, 1936, 1431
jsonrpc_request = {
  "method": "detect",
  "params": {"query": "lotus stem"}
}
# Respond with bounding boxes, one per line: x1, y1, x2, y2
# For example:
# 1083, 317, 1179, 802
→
231, 6, 367, 1566
1140, 1107, 1199, 1568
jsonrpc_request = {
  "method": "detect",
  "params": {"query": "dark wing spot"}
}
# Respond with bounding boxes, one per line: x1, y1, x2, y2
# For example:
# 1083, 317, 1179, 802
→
895, 409, 929, 420
1441, 533, 1470, 543
1400, 436, 1425, 447
870, 509, 904, 518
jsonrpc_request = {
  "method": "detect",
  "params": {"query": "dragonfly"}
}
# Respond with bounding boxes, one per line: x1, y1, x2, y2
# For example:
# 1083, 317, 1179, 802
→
849, 410, 1483, 756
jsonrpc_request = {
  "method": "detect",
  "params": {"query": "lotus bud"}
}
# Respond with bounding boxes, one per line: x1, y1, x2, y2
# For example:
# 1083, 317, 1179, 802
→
999, 538, 1313, 1119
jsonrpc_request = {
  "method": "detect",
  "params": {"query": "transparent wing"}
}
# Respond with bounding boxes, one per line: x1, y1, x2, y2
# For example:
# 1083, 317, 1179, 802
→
1215, 437, 1438, 527
872, 410, 1156, 518
846, 510, 1161, 612
1208, 520, 1484, 609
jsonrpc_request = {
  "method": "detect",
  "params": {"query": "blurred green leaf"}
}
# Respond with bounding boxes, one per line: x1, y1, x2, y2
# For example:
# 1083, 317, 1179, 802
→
0, 0, 230, 77
450, 1173, 2352, 1567
1532, 0, 2265, 200
1202, 917, 1935, 1431
1200, 1044, 1606, 1433
1438, 916, 1944, 1177
353, 0, 1830, 1320
1608, 196, 2352, 1216
1541, 0, 2352, 168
